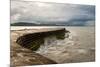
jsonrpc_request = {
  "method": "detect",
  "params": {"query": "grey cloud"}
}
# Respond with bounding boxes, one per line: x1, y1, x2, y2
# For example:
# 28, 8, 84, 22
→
11, 1, 95, 26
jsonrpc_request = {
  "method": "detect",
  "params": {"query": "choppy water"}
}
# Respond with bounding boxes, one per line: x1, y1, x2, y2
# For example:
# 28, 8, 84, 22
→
36, 32, 72, 53
11, 26, 95, 63
36, 27, 95, 63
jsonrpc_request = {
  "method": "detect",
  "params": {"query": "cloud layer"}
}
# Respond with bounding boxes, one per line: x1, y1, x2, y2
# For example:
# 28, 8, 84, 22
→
11, 1, 95, 26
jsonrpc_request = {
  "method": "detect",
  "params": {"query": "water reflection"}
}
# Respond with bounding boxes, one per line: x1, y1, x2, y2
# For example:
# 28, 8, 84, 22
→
16, 29, 69, 51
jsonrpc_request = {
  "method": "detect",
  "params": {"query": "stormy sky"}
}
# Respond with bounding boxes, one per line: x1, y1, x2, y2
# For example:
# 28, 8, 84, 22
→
11, 1, 95, 26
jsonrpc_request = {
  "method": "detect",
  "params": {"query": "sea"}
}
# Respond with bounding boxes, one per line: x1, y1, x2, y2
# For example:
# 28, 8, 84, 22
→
11, 26, 95, 63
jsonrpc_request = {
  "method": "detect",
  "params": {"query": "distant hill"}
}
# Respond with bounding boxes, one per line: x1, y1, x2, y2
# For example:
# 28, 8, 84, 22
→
11, 22, 62, 26
11, 22, 94, 26
11, 22, 38, 26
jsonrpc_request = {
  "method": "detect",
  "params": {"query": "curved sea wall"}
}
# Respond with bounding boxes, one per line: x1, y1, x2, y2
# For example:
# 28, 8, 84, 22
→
16, 28, 69, 51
